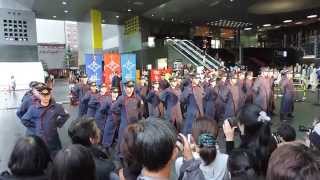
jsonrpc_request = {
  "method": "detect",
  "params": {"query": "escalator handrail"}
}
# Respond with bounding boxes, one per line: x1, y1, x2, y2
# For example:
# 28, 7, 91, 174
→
167, 40, 202, 68
178, 40, 219, 69
182, 40, 223, 68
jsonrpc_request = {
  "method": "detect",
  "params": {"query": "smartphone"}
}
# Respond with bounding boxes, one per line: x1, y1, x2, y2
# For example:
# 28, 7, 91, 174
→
187, 134, 191, 144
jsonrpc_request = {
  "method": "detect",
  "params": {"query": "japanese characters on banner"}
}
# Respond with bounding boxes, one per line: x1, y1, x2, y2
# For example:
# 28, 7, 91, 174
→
121, 53, 136, 82
85, 54, 103, 85
104, 53, 121, 85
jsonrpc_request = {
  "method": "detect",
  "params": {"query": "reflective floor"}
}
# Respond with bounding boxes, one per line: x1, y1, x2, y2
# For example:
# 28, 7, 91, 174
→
0, 79, 319, 172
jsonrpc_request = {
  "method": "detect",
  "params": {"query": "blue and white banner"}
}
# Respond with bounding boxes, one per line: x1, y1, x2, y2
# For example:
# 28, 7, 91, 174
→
121, 53, 136, 82
85, 54, 103, 85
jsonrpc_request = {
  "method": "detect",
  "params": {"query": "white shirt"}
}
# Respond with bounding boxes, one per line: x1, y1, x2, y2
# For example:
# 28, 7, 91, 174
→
175, 151, 229, 180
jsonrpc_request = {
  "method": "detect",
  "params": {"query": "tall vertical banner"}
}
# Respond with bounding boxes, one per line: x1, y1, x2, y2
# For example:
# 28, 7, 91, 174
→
121, 53, 136, 82
85, 54, 103, 85
104, 53, 121, 85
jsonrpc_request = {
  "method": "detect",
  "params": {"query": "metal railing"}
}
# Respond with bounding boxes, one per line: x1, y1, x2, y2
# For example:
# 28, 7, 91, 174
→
179, 40, 220, 69
182, 40, 223, 69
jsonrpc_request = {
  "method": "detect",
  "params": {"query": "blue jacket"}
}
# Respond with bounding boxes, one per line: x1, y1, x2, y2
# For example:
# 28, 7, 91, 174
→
21, 100, 70, 152
86, 92, 101, 118
111, 94, 143, 157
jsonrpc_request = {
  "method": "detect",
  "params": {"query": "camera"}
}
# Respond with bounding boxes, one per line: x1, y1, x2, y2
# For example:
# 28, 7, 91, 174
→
227, 117, 238, 128
298, 125, 313, 132
272, 132, 282, 144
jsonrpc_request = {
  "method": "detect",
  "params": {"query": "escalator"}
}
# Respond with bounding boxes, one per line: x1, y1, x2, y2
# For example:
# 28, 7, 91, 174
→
166, 39, 224, 70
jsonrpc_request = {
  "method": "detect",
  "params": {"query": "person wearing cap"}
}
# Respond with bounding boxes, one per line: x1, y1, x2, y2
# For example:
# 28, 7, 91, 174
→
214, 77, 232, 123
111, 71, 122, 94
252, 68, 270, 112
72, 75, 90, 117
101, 87, 121, 148
16, 82, 46, 127
86, 82, 103, 118
244, 71, 254, 104
87, 83, 109, 132
111, 80, 143, 158
146, 80, 163, 118
135, 77, 149, 118
225, 73, 240, 118
181, 73, 205, 134
21, 86, 70, 153
203, 78, 218, 121
159, 77, 183, 132
279, 70, 295, 121
237, 71, 247, 109
80, 81, 99, 117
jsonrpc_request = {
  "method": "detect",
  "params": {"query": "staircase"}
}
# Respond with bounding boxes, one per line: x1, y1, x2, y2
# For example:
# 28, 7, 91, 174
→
166, 39, 224, 70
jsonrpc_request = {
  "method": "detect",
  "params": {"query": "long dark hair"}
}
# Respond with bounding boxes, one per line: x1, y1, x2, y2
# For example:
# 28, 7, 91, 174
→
238, 104, 277, 176
8, 136, 51, 176
228, 149, 257, 180
49, 144, 96, 180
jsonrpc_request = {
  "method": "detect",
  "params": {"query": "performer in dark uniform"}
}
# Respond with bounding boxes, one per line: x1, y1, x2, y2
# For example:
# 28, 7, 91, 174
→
279, 70, 295, 121
181, 74, 204, 134
146, 81, 163, 118
244, 71, 254, 104
111, 80, 143, 158
159, 77, 183, 132
214, 76, 232, 123
73, 75, 90, 117
21, 86, 70, 154
85, 82, 101, 118
253, 68, 269, 112
101, 87, 120, 148
89, 83, 109, 133
204, 78, 217, 121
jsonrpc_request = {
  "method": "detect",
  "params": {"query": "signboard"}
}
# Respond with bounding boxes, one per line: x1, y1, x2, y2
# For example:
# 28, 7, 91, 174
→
121, 53, 136, 82
85, 54, 102, 85
104, 53, 121, 85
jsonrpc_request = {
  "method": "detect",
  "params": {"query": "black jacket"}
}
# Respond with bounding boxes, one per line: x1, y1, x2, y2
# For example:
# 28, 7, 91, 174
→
89, 145, 116, 180
0, 172, 47, 180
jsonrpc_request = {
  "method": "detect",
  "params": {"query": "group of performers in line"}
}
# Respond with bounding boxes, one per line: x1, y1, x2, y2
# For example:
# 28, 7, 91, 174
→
70, 66, 296, 156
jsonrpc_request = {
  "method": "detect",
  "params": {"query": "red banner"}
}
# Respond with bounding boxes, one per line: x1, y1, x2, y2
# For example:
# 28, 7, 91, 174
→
104, 53, 121, 86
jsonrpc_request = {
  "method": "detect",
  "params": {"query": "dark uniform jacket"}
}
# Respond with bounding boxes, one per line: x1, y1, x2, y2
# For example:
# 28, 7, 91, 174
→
21, 100, 70, 152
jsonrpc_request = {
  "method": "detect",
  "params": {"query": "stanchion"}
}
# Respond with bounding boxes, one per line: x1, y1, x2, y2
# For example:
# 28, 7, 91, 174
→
314, 86, 320, 106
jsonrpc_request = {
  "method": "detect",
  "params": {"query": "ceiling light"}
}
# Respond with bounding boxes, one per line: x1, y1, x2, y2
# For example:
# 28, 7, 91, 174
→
62, 1, 67, 5
116, 15, 120, 18
263, 24, 271, 27
307, 14, 318, 19
151, 14, 155, 17
283, 19, 292, 23
64, 10, 69, 13
244, 27, 252, 31
275, 25, 281, 28
52, 15, 57, 18
295, 21, 303, 25
128, 9, 132, 12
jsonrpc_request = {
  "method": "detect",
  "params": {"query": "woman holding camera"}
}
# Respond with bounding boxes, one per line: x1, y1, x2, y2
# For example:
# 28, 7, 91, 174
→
176, 117, 229, 180
223, 104, 277, 177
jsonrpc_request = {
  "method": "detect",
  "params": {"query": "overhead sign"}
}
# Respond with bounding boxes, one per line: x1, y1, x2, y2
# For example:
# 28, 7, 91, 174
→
121, 53, 136, 82
104, 53, 121, 85
85, 54, 102, 85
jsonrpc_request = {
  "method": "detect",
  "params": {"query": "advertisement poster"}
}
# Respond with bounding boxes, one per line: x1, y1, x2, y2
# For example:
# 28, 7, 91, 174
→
104, 53, 121, 85
121, 53, 136, 82
85, 54, 103, 85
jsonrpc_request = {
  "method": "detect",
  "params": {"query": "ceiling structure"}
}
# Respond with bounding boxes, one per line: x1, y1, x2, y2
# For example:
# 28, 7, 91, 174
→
28, 0, 320, 28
